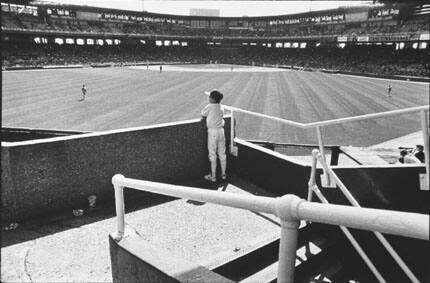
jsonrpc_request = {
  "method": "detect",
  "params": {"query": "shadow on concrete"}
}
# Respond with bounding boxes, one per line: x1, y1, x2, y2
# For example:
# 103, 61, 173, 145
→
1, 175, 268, 248
1, 192, 173, 248
225, 175, 278, 197
222, 176, 281, 227
185, 178, 229, 205
2, 178, 221, 248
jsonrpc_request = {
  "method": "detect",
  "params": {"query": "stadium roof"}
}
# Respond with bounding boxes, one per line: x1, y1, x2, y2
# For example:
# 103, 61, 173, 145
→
30, 0, 375, 17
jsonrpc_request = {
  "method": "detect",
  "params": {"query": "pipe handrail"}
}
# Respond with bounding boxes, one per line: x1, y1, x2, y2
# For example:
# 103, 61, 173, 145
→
224, 106, 306, 128
112, 174, 428, 283
224, 105, 429, 129
225, 104, 429, 188
309, 149, 422, 283
112, 174, 429, 241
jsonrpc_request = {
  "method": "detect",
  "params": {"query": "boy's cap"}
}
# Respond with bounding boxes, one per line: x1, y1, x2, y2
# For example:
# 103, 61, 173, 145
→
205, 89, 223, 101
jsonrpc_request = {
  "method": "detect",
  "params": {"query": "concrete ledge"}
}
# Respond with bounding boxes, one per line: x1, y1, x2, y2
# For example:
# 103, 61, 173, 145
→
109, 229, 233, 283
1, 117, 231, 222
2, 127, 88, 142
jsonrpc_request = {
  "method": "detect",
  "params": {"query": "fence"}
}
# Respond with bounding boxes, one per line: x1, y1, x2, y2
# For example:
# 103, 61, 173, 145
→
112, 174, 429, 283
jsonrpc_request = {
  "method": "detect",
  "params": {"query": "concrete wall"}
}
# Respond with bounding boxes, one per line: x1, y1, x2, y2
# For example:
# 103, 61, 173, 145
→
1, 117, 231, 222
231, 139, 428, 214
231, 139, 311, 198
229, 140, 428, 282
329, 165, 428, 214
109, 230, 233, 283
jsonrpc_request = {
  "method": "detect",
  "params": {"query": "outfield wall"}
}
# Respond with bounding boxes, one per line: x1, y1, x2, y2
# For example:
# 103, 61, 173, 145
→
1, 117, 231, 222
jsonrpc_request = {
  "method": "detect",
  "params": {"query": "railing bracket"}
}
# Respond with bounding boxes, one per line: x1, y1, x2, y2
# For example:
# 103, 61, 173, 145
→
320, 174, 336, 188
419, 174, 429, 191
230, 146, 238, 156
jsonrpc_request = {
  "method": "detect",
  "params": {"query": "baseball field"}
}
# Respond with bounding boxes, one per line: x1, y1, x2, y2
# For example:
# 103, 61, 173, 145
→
2, 64, 428, 146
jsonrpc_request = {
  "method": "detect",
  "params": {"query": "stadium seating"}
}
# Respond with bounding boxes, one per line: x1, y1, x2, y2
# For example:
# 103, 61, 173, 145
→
1, 2, 429, 77
2, 41, 428, 77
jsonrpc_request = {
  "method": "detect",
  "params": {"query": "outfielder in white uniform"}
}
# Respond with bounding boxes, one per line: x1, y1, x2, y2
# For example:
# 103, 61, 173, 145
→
201, 89, 227, 182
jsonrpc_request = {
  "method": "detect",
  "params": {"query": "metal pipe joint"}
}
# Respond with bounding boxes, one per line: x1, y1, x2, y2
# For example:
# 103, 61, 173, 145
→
274, 194, 304, 224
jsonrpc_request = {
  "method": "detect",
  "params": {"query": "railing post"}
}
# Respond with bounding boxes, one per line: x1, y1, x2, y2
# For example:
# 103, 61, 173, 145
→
275, 195, 302, 283
112, 174, 125, 241
307, 149, 319, 202
330, 146, 340, 166
420, 110, 429, 190
230, 109, 234, 153
230, 109, 238, 156
278, 219, 300, 283
316, 126, 332, 187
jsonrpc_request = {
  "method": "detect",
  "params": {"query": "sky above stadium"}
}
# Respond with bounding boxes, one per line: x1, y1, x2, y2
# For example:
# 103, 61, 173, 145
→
47, 0, 374, 17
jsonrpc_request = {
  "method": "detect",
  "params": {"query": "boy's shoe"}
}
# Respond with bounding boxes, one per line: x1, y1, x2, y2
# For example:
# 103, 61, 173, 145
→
221, 174, 227, 180
204, 174, 216, 182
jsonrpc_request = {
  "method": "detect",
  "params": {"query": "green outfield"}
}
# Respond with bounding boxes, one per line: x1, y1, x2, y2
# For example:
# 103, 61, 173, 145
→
2, 65, 428, 146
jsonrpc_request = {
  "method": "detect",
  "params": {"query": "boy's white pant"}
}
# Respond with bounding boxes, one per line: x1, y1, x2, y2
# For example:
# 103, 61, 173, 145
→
207, 128, 227, 162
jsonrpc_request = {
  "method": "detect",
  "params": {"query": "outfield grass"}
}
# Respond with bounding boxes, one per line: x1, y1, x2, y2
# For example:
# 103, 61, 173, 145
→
2, 65, 428, 146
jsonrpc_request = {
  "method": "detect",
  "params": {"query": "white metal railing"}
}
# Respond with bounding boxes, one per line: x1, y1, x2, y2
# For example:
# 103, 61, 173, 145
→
307, 156, 386, 283
308, 149, 421, 283
225, 105, 429, 189
111, 174, 429, 283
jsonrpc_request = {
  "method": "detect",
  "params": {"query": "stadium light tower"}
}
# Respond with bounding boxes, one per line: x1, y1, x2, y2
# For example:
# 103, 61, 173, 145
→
140, 0, 144, 12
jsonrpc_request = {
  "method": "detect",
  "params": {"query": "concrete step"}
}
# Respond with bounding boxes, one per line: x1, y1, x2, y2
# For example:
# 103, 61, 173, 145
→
238, 233, 333, 283
239, 261, 277, 283
211, 223, 332, 282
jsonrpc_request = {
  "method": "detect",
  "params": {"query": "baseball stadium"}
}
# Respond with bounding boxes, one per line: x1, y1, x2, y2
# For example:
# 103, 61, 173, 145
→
1, 0, 429, 282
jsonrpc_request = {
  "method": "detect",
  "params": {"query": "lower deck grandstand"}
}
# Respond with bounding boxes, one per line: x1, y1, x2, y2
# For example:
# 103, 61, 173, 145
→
2, 43, 429, 78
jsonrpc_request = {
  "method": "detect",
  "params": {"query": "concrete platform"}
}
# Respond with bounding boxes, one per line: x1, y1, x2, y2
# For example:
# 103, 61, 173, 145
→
369, 131, 423, 149
340, 131, 424, 165
1, 175, 281, 283
340, 146, 391, 165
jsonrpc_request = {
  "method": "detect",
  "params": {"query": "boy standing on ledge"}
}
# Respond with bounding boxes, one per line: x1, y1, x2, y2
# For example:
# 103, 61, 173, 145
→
201, 89, 227, 182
